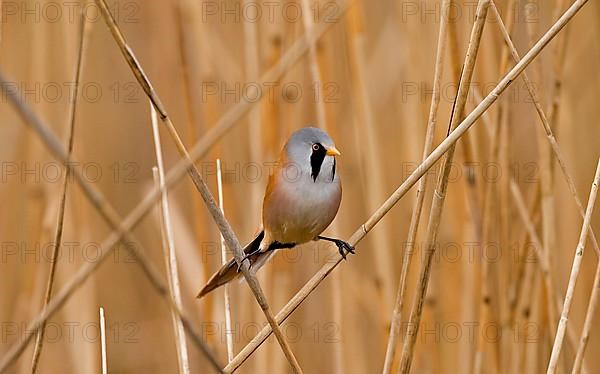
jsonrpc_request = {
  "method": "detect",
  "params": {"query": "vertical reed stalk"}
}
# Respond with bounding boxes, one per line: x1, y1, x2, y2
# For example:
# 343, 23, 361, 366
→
29, 14, 87, 374
399, 2, 491, 372
216, 159, 235, 363
151, 103, 190, 374
100, 307, 107, 374
382, 1, 450, 371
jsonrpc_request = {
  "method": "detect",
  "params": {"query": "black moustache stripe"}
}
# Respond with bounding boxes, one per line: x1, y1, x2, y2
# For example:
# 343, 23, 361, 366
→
331, 158, 336, 182
310, 143, 327, 182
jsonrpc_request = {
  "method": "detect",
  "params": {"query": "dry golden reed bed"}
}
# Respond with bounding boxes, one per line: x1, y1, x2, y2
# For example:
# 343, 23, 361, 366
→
0, 0, 599, 373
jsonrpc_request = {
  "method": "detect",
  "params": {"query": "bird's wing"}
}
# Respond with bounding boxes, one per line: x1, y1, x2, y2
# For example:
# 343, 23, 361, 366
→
244, 230, 265, 255
263, 166, 277, 206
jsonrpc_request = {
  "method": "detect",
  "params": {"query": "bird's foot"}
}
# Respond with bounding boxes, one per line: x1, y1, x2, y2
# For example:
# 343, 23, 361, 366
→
236, 253, 254, 273
235, 261, 244, 273
332, 239, 355, 260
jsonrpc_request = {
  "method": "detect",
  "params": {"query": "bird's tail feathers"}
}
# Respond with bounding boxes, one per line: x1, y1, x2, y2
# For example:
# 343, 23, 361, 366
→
197, 230, 267, 298
196, 256, 240, 298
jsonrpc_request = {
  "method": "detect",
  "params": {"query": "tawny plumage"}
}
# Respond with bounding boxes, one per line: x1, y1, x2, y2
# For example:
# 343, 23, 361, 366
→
197, 127, 354, 298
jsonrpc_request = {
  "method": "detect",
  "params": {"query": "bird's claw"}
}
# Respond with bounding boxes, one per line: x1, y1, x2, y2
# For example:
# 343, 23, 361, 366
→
236, 260, 246, 273
333, 239, 355, 260
236, 254, 253, 273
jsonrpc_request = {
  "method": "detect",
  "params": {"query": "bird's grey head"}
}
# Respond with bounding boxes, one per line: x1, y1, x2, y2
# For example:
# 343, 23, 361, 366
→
283, 127, 341, 183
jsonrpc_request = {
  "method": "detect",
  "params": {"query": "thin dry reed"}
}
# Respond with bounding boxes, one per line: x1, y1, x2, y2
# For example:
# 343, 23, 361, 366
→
216, 159, 234, 362
401, 1, 491, 372
29, 14, 87, 374
100, 307, 108, 374
151, 101, 190, 374
548, 159, 600, 373
572, 261, 600, 373
382, 0, 450, 370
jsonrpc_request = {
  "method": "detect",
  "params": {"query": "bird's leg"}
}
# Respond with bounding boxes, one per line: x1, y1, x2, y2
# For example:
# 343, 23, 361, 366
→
235, 231, 265, 272
236, 240, 297, 272
317, 236, 355, 260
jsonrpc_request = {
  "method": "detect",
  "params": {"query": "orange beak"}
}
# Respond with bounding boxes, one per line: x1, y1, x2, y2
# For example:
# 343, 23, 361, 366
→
326, 146, 341, 156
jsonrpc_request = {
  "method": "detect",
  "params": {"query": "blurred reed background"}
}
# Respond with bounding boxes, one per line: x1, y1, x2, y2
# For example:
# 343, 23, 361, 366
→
0, 0, 599, 373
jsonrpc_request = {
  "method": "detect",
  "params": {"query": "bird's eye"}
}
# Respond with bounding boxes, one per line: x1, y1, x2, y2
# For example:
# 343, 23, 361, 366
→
312, 144, 320, 151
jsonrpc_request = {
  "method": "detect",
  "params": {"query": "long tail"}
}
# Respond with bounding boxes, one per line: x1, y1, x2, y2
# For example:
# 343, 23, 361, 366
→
197, 230, 267, 298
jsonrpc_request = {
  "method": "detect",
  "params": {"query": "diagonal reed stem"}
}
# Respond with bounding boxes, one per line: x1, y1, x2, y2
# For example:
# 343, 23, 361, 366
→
548, 159, 600, 373
572, 259, 600, 374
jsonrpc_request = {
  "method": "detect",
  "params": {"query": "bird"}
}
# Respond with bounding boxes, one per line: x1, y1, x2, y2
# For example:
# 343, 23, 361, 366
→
197, 127, 354, 298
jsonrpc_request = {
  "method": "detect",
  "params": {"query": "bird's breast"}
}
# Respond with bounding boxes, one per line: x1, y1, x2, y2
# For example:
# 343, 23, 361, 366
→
263, 169, 341, 245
